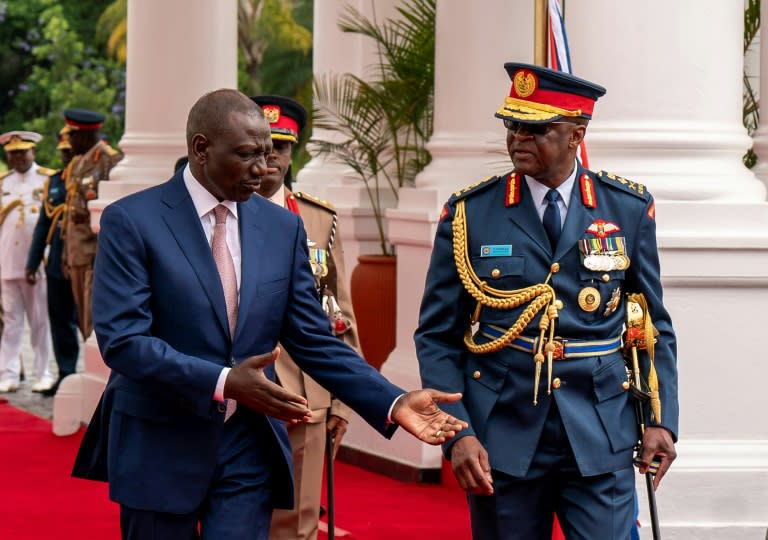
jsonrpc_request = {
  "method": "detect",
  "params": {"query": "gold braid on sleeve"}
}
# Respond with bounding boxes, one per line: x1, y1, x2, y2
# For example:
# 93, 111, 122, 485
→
452, 200, 557, 356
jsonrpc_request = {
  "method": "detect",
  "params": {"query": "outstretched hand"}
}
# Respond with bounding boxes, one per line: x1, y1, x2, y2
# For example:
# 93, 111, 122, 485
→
224, 347, 312, 424
390, 389, 468, 445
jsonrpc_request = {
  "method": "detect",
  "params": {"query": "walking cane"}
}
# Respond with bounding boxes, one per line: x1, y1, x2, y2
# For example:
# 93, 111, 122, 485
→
326, 432, 335, 540
625, 295, 662, 540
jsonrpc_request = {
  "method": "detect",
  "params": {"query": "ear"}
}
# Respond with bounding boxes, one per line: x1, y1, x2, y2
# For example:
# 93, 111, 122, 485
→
190, 133, 209, 164
569, 125, 587, 148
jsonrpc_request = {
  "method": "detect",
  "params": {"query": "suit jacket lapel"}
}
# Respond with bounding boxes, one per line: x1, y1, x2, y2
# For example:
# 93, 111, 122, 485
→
160, 174, 230, 338
235, 198, 265, 340
507, 180, 551, 255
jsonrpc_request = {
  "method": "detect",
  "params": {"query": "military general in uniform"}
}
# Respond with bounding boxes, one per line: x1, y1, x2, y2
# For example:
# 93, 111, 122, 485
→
26, 126, 80, 396
415, 63, 679, 539
0, 131, 54, 393
250, 95, 357, 540
60, 108, 122, 339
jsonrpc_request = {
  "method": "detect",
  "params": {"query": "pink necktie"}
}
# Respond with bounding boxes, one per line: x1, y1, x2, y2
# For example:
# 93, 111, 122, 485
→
212, 204, 238, 420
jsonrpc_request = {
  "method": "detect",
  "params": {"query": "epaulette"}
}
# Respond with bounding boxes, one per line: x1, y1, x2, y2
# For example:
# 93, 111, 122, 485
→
450, 175, 500, 202
294, 191, 336, 213
104, 144, 120, 157
36, 166, 57, 176
596, 170, 649, 200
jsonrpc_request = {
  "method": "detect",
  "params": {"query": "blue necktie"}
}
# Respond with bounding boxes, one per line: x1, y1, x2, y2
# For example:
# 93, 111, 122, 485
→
543, 189, 561, 250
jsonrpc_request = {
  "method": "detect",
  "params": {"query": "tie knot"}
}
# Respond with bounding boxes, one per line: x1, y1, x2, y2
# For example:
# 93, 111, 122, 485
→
214, 204, 229, 225
545, 189, 559, 203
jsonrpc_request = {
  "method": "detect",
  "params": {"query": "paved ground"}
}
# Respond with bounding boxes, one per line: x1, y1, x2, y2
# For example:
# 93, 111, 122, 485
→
0, 327, 85, 420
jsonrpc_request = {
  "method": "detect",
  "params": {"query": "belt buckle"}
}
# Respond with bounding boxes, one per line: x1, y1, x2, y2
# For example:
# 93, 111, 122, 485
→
548, 337, 566, 360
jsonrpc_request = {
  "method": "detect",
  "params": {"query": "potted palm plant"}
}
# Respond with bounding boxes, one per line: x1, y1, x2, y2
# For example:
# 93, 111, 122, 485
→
310, 0, 435, 368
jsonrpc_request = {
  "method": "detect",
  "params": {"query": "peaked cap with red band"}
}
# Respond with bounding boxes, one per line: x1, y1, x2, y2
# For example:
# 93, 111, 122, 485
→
63, 108, 105, 131
495, 62, 606, 124
251, 95, 307, 144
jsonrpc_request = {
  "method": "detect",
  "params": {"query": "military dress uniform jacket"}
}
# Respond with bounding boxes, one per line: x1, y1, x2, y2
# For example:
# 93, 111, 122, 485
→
277, 190, 355, 424
27, 169, 67, 279
415, 164, 679, 478
0, 164, 52, 279
62, 140, 122, 270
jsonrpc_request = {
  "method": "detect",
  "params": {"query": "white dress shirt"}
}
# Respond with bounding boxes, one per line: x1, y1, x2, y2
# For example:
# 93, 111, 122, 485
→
524, 158, 579, 228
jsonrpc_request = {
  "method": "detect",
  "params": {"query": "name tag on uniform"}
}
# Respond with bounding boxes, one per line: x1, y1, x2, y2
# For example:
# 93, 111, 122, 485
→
480, 245, 512, 257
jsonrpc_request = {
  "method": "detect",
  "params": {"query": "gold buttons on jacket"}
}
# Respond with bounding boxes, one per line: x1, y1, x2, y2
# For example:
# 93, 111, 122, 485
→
550, 263, 560, 273
491, 268, 501, 279
554, 300, 564, 310
622, 381, 630, 390
473, 370, 481, 380
552, 378, 561, 389
602, 274, 610, 282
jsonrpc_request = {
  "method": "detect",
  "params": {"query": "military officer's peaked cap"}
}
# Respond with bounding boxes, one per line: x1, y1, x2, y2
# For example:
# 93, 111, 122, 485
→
0, 131, 42, 152
250, 95, 307, 143
495, 62, 606, 124
63, 108, 105, 131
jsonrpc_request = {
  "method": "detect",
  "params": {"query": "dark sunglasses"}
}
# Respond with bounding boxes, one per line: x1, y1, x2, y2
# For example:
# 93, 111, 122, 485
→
503, 119, 573, 136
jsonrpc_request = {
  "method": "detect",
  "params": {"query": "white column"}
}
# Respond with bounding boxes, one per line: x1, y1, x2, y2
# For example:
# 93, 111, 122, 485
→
569, 0, 765, 202
53, 0, 238, 436
750, 0, 768, 193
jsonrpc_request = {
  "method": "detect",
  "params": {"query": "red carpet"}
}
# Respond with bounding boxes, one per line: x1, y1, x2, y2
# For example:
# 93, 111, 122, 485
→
0, 402, 120, 539
0, 402, 472, 539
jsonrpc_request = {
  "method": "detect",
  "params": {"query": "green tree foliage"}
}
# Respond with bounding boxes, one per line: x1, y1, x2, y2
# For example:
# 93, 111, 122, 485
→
0, 0, 125, 169
96, 0, 127, 64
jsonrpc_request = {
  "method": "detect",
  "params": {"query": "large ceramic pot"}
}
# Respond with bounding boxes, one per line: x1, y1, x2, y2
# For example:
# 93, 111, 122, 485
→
349, 254, 396, 370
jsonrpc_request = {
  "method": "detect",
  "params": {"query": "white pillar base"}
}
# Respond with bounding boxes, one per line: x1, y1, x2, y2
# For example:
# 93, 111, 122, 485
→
52, 337, 109, 436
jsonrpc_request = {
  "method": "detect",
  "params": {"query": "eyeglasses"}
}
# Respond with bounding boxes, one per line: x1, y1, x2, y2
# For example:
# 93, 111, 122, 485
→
502, 119, 573, 136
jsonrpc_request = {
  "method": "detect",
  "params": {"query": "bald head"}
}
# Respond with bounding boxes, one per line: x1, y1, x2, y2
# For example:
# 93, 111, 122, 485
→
186, 89, 264, 151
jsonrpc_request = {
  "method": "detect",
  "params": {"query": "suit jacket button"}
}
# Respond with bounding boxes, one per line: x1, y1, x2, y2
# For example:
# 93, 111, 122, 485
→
218, 402, 227, 413
473, 370, 481, 380
552, 378, 561, 389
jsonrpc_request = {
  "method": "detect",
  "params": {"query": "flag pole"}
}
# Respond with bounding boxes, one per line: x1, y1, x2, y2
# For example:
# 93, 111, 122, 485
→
534, 0, 548, 66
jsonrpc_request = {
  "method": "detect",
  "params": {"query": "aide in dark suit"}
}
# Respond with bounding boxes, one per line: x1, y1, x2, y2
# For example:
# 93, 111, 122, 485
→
73, 89, 466, 540
415, 64, 679, 539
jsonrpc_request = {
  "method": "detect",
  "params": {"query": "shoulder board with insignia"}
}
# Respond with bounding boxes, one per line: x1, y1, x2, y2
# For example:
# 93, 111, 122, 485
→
596, 170, 649, 200
450, 175, 501, 202
36, 166, 57, 176
294, 191, 336, 213
104, 144, 120, 157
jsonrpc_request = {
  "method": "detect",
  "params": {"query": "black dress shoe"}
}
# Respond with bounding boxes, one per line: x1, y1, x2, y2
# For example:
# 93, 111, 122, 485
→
41, 378, 62, 397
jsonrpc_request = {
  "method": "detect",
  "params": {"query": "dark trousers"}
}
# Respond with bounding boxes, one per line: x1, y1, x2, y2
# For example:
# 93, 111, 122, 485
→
468, 401, 635, 540
120, 410, 276, 540
46, 275, 79, 379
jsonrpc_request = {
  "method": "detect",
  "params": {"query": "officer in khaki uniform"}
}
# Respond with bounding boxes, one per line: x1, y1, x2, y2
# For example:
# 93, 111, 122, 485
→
0, 131, 54, 393
26, 127, 80, 396
60, 108, 122, 339
415, 64, 679, 539
250, 95, 357, 540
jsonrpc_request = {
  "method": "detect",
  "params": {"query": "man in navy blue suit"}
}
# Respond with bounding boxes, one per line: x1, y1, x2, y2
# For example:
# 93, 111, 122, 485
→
415, 63, 679, 539
72, 88, 466, 540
